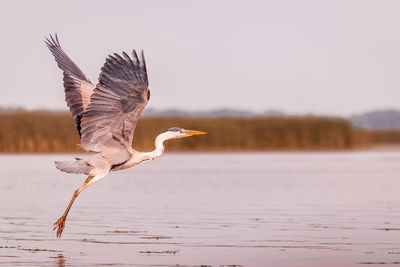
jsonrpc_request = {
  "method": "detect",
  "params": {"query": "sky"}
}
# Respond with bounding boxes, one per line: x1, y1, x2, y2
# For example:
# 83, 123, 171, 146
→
1, 0, 400, 116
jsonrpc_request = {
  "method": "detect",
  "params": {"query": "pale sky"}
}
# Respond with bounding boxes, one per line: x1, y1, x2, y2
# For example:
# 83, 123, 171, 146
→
1, 0, 400, 116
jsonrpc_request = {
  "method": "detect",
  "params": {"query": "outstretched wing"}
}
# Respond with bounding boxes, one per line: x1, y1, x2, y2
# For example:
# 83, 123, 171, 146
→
80, 50, 150, 152
45, 34, 95, 136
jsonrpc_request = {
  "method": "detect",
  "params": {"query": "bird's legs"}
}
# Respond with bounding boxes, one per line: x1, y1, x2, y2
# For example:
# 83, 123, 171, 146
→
53, 176, 94, 238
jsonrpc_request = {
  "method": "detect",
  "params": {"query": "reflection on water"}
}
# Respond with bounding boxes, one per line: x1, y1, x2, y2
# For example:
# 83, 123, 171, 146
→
1, 152, 400, 266
55, 254, 65, 267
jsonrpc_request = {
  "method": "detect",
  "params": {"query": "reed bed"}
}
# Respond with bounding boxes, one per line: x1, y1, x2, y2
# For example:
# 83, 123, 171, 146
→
0, 111, 392, 153
367, 129, 400, 145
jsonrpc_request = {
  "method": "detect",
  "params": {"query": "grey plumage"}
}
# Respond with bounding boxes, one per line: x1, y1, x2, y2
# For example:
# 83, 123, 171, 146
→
55, 159, 91, 174
45, 34, 95, 136
46, 34, 150, 170
80, 50, 149, 152
168, 127, 182, 132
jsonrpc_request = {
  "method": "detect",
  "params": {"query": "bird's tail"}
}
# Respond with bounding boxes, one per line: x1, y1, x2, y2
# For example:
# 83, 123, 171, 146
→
55, 158, 91, 174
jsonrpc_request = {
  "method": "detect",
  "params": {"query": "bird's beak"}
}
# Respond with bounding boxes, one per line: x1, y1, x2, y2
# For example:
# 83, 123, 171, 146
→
184, 130, 207, 136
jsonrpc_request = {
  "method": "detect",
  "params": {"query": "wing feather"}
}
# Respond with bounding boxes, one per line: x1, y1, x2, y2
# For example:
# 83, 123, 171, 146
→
45, 34, 95, 136
80, 50, 149, 152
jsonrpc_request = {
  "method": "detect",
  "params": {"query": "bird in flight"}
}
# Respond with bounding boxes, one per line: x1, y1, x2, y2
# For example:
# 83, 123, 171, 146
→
45, 34, 206, 238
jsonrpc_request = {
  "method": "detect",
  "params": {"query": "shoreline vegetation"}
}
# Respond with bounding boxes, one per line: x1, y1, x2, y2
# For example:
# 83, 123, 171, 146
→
0, 111, 399, 153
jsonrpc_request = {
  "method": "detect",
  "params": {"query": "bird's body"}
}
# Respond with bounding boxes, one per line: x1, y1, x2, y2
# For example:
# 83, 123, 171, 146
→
46, 34, 206, 237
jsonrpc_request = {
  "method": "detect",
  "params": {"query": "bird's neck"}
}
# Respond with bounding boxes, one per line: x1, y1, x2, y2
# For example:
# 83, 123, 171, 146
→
124, 133, 169, 170
151, 133, 167, 158
138, 132, 167, 161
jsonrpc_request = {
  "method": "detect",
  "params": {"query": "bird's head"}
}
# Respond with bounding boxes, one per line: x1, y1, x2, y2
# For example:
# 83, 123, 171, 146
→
162, 127, 207, 140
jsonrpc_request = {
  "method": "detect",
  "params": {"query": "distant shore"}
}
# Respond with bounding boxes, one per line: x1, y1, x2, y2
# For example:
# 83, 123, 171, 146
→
0, 111, 399, 153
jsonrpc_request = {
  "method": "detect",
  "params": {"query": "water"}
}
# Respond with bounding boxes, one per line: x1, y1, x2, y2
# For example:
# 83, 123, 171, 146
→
1, 152, 400, 266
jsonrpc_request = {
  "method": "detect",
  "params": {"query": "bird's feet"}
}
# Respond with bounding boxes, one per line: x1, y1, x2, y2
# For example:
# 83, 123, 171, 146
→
53, 216, 66, 238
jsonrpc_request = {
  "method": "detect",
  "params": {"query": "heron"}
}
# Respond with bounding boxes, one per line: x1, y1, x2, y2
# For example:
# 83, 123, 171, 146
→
45, 34, 206, 238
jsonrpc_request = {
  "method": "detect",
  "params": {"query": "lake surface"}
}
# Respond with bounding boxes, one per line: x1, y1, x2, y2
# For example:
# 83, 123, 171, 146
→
1, 152, 400, 266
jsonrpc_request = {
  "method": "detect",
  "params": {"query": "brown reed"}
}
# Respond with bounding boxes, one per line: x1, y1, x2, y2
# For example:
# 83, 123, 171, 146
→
0, 111, 390, 153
